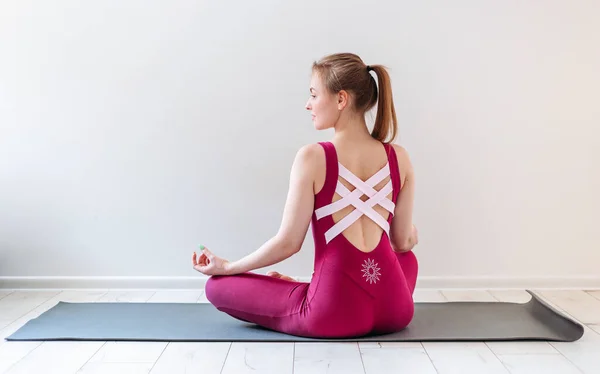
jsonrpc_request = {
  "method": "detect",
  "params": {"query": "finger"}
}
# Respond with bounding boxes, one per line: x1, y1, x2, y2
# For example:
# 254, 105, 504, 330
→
195, 260, 211, 270
199, 245, 210, 258
200, 253, 210, 266
202, 248, 214, 259
194, 265, 207, 275
196, 252, 205, 266
196, 263, 214, 275
192, 252, 197, 266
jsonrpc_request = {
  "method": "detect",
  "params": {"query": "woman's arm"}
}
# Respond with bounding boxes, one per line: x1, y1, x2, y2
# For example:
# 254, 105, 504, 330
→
389, 145, 418, 252
223, 144, 320, 275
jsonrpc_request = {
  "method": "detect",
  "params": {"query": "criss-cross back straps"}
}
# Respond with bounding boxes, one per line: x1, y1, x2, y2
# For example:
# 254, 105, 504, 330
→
315, 162, 396, 244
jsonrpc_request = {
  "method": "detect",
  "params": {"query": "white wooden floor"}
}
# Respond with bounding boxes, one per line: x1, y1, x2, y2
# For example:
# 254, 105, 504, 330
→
1, 289, 599, 373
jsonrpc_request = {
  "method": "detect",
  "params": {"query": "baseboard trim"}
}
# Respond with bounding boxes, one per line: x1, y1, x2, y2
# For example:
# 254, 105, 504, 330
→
0, 276, 206, 290
413, 276, 600, 290
1, 275, 599, 290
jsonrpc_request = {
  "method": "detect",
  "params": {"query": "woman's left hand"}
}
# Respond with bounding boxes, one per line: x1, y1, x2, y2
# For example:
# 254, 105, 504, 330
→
192, 247, 232, 276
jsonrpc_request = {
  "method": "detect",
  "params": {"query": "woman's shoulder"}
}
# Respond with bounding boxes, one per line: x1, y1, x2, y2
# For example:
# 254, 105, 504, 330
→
295, 143, 326, 163
290, 143, 327, 174
390, 143, 408, 158
288, 144, 328, 190
390, 143, 414, 175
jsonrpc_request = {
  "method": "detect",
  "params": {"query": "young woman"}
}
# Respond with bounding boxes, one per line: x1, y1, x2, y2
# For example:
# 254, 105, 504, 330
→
192, 52, 419, 338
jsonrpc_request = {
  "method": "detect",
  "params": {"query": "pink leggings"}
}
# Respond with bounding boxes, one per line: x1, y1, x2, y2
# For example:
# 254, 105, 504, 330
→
205, 250, 418, 338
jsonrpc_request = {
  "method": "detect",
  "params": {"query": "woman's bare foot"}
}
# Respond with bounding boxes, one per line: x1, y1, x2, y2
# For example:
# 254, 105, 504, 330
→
266, 271, 297, 282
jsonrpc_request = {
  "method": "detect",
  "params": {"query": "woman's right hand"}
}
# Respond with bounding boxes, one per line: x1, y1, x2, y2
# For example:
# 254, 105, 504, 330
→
411, 224, 419, 247
395, 224, 418, 253
192, 247, 232, 276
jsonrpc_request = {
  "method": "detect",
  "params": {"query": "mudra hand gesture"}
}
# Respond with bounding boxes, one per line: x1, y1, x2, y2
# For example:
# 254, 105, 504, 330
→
192, 246, 231, 276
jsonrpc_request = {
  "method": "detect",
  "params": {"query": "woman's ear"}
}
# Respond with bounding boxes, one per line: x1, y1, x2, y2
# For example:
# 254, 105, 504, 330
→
337, 90, 349, 110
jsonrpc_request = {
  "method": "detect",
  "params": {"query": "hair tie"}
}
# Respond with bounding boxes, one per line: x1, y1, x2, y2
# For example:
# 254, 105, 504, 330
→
366, 65, 372, 72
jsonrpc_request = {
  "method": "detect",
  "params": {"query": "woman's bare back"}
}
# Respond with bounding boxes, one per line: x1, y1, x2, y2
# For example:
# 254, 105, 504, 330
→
313, 140, 409, 253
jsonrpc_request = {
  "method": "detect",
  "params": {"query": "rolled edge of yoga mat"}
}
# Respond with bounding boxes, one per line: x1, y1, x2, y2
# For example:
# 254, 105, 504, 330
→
525, 290, 585, 342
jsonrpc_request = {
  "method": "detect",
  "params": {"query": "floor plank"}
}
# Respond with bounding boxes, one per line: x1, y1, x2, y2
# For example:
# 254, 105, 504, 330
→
359, 342, 423, 349
0, 291, 14, 301
96, 291, 156, 303
441, 290, 497, 302
294, 343, 364, 374
146, 290, 203, 303
4, 341, 104, 374
537, 290, 600, 324
423, 342, 509, 374
497, 353, 583, 374
486, 341, 559, 355
0, 341, 41, 373
0, 291, 61, 325
221, 342, 293, 374
488, 290, 533, 303
549, 326, 600, 374
86, 341, 167, 364
586, 290, 600, 302
413, 289, 447, 302
149, 342, 231, 374
0, 320, 12, 332
360, 342, 437, 374
77, 362, 154, 374
196, 290, 209, 303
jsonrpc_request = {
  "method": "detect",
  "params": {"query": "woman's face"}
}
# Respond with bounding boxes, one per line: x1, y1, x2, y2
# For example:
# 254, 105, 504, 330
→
305, 73, 340, 131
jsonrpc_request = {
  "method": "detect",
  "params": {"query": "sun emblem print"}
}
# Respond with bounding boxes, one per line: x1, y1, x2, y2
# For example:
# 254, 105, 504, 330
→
361, 258, 381, 284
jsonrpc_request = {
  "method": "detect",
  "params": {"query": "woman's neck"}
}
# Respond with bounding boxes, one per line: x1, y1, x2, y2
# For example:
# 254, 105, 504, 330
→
332, 113, 374, 146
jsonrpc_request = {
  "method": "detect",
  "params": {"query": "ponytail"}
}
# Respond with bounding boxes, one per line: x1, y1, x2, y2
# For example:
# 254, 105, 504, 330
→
311, 54, 398, 143
369, 65, 398, 143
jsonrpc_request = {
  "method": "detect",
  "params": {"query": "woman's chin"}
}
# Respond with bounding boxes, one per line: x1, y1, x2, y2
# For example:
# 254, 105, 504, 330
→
313, 122, 329, 131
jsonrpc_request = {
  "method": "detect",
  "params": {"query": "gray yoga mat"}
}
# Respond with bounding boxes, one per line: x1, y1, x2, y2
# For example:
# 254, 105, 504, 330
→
5, 290, 583, 342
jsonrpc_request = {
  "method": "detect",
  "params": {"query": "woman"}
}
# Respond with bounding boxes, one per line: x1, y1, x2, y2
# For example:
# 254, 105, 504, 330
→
192, 52, 419, 338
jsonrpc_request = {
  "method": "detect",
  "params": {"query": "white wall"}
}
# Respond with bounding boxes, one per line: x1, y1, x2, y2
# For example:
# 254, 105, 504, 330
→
1, 1, 599, 289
